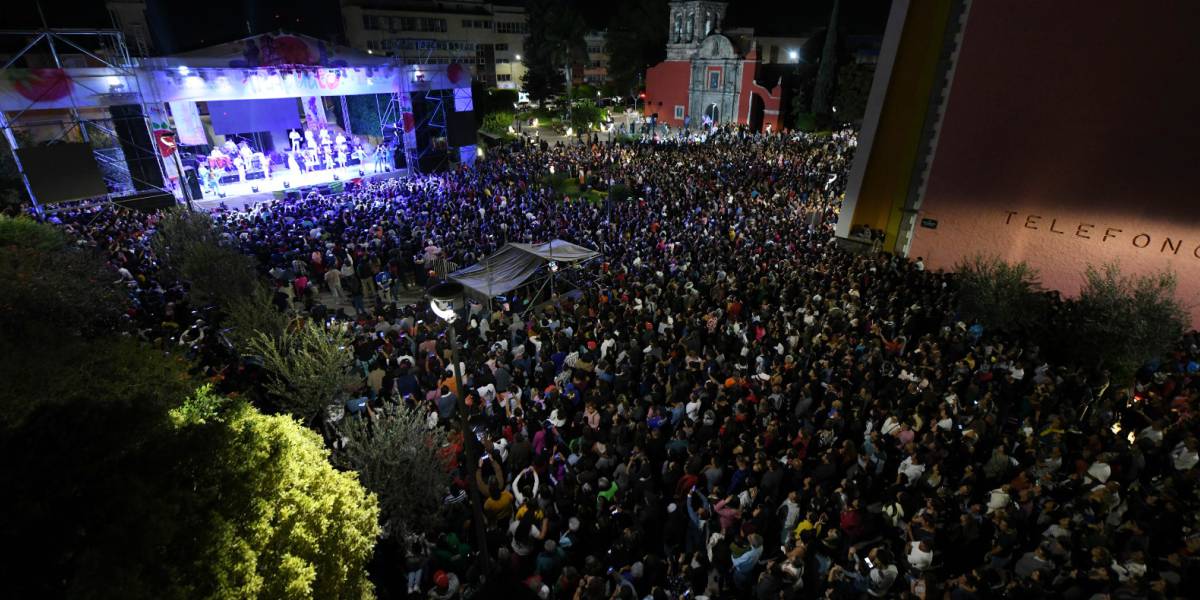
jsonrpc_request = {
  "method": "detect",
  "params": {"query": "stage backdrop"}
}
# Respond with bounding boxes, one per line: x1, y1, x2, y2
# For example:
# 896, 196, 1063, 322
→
908, 0, 1200, 324
208, 98, 301, 134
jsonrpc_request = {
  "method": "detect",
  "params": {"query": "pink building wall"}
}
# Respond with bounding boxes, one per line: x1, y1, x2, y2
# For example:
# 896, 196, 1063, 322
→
909, 1, 1200, 325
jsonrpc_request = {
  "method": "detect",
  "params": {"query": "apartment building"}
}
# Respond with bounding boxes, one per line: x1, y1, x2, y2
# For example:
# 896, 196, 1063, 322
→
340, 0, 529, 90
581, 31, 609, 87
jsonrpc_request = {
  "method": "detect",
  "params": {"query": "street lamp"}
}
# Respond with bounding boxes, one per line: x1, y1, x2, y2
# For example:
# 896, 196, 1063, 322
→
788, 49, 799, 62
514, 53, 521, 61
428, 280, 491, 583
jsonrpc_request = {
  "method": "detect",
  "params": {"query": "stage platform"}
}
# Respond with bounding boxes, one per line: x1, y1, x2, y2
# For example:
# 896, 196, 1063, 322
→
192, 165, 407, 211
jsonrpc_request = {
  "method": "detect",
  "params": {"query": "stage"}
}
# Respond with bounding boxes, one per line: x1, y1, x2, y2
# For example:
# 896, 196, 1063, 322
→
192, 165, 407, 211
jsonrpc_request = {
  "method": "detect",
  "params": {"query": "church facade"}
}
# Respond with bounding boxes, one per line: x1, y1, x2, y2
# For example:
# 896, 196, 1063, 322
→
643, 1, 783, 131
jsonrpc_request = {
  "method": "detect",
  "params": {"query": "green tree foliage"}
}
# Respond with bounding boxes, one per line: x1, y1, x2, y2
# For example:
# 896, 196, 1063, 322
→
0, 133, 30, 211
523, 0, 588, 103
152, 209, 258, 304
471, 81, 519, 117
481, 111, 516, 136
1073, 263, 1190, 381
606, 0, 668, 95
569, 100, 605, 130
226, 283, 292, 350
955, 254, 1046, 335
0, 214, 381, 599
3, 384, 380, 599
335, 406, 451, 537
248, 318, 359, 421
811, 0, 842, 119
172, 389, 380, 599
0, 216, 125, 340
833, 62, 875, 124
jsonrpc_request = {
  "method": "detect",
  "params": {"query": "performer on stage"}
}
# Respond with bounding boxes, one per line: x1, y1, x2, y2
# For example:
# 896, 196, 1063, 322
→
335, 132, 347, 154
336, 147, 348, 170
373, 143, 389, 173
233, 155, 246, 182
287, 150, 300, 173
304, 148, 318, 173
260, 152, 271, 180
289, 129, 301, 152
319, 128, 332, 151
323, 146, 335, 170
198, 163, 220, 195
351, 143, 366, 167
305, 129, 317, 150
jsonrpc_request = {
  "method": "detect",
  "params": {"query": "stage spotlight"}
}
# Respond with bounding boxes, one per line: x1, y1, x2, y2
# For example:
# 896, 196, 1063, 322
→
178, 66, 190, 76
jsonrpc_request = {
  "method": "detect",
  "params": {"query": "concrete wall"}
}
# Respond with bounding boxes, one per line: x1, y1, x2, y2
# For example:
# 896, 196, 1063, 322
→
909, 1, 1200, 324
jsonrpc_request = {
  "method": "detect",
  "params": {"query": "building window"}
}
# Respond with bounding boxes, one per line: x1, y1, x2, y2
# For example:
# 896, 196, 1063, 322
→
708, 70, 721, 90
497, 21, 528, 34
497, 74, 512, 82
495, 58, 510, 64
495, 43, 508, 51
674, 105, 684, 119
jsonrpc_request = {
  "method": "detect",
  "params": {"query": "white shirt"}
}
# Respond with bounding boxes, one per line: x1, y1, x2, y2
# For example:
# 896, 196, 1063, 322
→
898, 457, 925, 485
907, 542, 934, 570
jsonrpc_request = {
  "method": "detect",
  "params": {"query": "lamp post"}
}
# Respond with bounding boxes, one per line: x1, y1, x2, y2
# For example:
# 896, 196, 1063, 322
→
428, 280, 490, 584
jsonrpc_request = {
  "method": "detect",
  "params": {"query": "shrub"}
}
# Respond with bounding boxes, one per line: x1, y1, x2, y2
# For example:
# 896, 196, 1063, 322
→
955, 254, 1045, 335
481, 111, 515, 135
1072, 263, 1190, 381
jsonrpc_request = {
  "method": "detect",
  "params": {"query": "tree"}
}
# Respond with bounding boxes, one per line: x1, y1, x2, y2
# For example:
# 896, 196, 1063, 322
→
335, 406, 451, 537
0, 216, 126, 340
955, 254, 1046, 336
0, 217, 380, 599
151, 209, 258, 304
248, 317, 359, 422
0, 133, 31, 212
225, 283, 292, 350
523, 0, 588, 103
606, 0, 668, 97
481, 111, 516, 136
471, 81, 519, 118
1072, 263, 1190, 381
569, 100, 604, 130
811, 0, 842, 121
833, 62, 874, 124
170, 389, 380, 599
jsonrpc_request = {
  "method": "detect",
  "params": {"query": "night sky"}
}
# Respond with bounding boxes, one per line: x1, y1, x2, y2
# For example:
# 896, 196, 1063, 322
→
5, 0, 891, 53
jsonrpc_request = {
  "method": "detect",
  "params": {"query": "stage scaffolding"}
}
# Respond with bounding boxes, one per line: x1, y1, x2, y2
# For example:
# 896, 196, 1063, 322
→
0, 24, 175, 214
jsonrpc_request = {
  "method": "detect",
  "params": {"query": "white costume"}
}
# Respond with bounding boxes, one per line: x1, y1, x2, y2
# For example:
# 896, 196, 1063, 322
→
305, 129, 317, 150
289, 129, 301, 151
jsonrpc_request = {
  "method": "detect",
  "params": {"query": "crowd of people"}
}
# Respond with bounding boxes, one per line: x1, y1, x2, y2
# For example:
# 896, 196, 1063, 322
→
39, 126, 1200, 599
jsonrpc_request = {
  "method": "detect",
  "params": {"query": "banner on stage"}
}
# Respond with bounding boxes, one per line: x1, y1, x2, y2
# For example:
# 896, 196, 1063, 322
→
302, 96, 327, 128
169, 101, 207, 145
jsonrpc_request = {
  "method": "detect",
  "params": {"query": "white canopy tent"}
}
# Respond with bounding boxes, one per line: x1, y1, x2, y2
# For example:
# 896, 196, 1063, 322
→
449, 239, 600, 300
